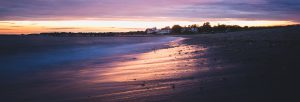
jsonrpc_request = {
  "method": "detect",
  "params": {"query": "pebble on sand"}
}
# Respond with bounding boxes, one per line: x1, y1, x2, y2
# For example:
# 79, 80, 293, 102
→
141, 81, 146, 86
171, 84, 176, 89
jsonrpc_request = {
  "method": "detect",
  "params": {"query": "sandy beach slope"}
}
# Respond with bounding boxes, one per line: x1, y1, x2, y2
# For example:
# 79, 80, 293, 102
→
1, 26, 300, 102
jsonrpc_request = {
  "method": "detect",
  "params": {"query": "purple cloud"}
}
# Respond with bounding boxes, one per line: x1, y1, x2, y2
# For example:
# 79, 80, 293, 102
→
0, 0, 299, 22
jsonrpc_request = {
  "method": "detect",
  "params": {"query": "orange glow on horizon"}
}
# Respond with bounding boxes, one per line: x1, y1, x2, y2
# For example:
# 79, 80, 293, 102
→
0, 20, 298, 34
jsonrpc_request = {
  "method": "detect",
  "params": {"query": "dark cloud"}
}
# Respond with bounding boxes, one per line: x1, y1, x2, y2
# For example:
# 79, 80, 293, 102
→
174, 0, 300, 21
0, 22, 15, 24
10, 26, 22, 27
0, 28, 12, 30
47, 27, 80, 30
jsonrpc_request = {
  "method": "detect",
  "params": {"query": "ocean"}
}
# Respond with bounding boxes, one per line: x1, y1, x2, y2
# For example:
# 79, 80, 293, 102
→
0, 36, 178, 79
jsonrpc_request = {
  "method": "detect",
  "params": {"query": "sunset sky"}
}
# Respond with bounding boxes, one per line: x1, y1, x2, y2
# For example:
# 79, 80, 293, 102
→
0, 0, 299, 34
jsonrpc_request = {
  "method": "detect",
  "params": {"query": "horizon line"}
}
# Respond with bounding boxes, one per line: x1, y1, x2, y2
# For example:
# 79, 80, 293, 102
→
0, 20, 298, 35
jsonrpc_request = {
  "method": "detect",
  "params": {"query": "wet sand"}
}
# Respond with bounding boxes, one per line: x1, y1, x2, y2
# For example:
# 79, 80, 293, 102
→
1, 26, 300, 102
179, 26, 300, 102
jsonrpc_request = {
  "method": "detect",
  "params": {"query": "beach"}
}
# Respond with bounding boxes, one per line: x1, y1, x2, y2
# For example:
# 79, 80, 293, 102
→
1, 26, 300, 102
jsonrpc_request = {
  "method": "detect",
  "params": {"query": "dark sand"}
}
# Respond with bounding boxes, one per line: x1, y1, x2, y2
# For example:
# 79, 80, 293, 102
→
1, 26, 300, 102
178, 26, 300, 102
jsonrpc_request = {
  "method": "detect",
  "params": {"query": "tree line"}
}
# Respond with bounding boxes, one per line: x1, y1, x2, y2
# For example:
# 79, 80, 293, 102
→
39, 31, 146, 37
170, 22, 298, 34
35, 22, 299, 36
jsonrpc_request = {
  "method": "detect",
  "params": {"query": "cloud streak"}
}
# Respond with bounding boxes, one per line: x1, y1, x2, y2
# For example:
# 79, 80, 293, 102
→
47, 27, 80, 30
0, 0, 299, 22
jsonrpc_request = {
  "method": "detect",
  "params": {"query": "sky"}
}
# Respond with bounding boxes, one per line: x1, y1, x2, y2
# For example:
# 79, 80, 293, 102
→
0, 0, 299, 34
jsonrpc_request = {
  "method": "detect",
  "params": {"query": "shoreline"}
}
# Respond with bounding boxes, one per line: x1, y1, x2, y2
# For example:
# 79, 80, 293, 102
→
0, 36, 179, 80
1, 26, 300, 101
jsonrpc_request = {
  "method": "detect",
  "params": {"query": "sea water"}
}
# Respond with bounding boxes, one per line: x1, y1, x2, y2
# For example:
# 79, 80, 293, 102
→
0, 36, 178, 79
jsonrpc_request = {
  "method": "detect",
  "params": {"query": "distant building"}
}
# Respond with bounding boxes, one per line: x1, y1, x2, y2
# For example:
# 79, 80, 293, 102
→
157, 29, 171, 34
182, 27, 198, 33
145, 26, 171, 34
145, 27, 158, 34
158, 26, 171, 34
190, 28, 198, 33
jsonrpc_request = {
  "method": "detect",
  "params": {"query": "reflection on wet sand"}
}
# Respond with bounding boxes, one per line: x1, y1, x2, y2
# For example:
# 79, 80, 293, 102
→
8, 27, 298, 102
97, 45, 207, 82
69, 39, 208, 101
3, 39, 209, 102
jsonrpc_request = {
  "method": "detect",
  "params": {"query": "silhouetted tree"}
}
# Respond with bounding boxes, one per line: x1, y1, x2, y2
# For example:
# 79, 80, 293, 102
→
171, 25, 183, 34
227, 25, 242, 32
188, 24, 199, 33
161, 26, 171, 30
202, 22, 212, 33
213, 24, 227, 32
190, 24, 199, 28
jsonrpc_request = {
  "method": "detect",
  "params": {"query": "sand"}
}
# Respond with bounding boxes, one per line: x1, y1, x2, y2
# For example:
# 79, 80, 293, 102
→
1, 26, 300, 102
